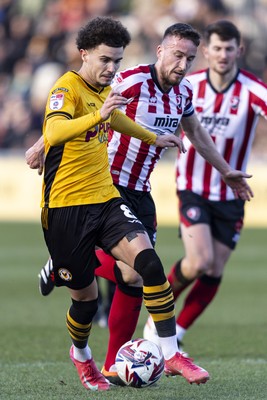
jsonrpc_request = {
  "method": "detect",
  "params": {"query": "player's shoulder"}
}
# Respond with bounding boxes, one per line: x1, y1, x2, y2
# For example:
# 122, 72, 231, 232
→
186, 69, 208, 84
114, 64, 151, 84
237, 68, 267, 89
50, 71, 80, 93
53, 70, 76, 84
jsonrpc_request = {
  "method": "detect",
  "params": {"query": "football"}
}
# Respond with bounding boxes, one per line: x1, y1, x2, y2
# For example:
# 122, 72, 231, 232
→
115, 338, 164, 388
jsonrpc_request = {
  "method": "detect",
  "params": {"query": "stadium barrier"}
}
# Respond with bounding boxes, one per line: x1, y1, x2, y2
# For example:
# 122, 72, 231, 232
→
0, 156, 266, 227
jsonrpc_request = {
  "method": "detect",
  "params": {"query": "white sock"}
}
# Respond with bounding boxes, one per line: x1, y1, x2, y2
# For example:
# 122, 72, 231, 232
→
176, 324, 187, 342
159, 335, 178, 360
73, 345, 92, 362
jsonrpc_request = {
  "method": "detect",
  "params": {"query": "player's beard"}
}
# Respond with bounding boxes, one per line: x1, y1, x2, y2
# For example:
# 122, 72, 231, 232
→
161, 70, 184, 90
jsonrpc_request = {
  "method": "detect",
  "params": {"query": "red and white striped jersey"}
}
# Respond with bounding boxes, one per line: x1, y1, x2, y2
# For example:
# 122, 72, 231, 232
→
108, 64, 194, 191
176, 68, 267, 201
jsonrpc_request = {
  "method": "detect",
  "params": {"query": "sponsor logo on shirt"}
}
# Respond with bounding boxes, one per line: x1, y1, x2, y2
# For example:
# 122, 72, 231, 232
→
154, 116, 180, 128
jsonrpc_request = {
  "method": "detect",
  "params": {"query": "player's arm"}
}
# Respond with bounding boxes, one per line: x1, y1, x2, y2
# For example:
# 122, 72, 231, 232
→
181, 113, 254, 201
25, 113, 103, 170
46, 89, 184, 149
45, 111, 103, 146
44, 87, 125, 146
111, 109, 185, 150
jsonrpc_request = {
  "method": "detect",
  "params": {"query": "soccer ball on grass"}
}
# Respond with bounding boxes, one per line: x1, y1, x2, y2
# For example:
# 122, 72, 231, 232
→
115, 338, 164, 388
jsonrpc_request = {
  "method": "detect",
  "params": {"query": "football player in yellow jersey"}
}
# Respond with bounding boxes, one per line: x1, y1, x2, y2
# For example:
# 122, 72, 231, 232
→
31, 16, 212, 392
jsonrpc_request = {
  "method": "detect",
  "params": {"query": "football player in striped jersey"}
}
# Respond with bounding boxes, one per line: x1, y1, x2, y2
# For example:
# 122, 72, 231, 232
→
145, 19, 266, 351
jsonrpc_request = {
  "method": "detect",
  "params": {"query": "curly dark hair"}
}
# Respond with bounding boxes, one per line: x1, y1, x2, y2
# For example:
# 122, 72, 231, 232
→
76, 16, 131, 50
163, 23, 201, 47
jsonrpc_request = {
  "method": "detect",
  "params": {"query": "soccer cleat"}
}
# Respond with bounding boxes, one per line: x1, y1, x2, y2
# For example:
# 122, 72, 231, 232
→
101, 365, 125, 386
176, 339, 189, 357
164, 352, 210, 385
69, 345, 110, 391
38, 258, 55, 296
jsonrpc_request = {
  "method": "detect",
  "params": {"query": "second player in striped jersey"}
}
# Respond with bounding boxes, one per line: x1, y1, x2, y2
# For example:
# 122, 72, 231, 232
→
144, 19, 267, 351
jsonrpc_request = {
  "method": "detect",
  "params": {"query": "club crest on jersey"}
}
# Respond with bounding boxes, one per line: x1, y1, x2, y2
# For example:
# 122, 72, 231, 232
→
230, 96, 240, 109
186, 206, 201, 221
58, 268, 72, 281
50, 93, 64, 110
176, 94, 182, 109
149, 96, 157, 104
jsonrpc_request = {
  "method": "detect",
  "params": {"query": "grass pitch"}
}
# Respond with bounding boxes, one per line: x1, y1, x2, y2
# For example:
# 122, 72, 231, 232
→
1, 222, 266, 399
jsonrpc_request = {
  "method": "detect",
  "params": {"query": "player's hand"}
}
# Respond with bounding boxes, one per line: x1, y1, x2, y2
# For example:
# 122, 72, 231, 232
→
222, 170, 254, 201
25, 139, 45, 175
100, 90, 129, 120
155, 134, 187, 153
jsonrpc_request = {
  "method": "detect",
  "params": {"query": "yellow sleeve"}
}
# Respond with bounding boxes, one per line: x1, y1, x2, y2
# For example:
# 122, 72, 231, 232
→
111, 109, 157, 145
45, 111, 102, 146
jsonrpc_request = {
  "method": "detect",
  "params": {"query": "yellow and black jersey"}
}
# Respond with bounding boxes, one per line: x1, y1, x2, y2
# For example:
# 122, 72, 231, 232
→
41, 71, 157, 208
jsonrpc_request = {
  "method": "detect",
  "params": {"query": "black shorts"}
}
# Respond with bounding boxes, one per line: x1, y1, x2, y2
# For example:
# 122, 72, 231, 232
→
41, 198, 146, 290
115, 185, 157, 246
178, 190, 245, 249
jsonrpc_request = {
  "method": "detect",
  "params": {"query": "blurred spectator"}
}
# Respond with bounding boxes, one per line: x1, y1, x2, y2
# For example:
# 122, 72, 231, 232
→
0, 0, 266, 156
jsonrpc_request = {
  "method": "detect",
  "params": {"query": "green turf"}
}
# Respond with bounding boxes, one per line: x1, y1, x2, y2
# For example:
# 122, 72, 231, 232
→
1, 222, 266, 399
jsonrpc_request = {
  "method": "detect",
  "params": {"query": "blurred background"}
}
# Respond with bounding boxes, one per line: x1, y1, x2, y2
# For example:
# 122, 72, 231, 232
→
0, 0, 267, 224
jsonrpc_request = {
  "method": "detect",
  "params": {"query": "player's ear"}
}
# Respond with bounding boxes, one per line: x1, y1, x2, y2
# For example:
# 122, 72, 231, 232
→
237, 44, 244, 58
80, 49, 87, 62
202, 44, 208, 60
156, 44, 163, 61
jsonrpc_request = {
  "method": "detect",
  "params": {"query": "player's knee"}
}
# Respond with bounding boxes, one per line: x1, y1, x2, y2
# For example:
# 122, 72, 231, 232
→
185, 254, 213, 277
134, 248, 165, 285
115, 262, 143, 286
114, 263, 143, 297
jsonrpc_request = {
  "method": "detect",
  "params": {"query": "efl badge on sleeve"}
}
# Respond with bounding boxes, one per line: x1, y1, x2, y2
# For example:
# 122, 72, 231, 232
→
50, 93, 64, 110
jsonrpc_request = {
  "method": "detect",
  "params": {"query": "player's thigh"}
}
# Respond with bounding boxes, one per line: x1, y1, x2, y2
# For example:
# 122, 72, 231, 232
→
42, 206, 99, 289
111, 232, 153, 268
181, 222, 214, 266
178, 191, 214, 265
115, 186, 157, 246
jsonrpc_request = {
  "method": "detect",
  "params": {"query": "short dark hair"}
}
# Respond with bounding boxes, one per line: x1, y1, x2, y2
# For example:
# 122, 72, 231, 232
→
203, 20, 241, 45
76, 16, 131, 50
163, 23, 201, 47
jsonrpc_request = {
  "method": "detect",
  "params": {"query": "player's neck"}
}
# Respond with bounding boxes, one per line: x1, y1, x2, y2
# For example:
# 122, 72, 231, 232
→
77, 66, 101, 90
209, 65, 238, 92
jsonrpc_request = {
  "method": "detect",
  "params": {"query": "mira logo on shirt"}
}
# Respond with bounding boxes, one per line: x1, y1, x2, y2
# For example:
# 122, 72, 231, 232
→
154, 116, 180, 128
